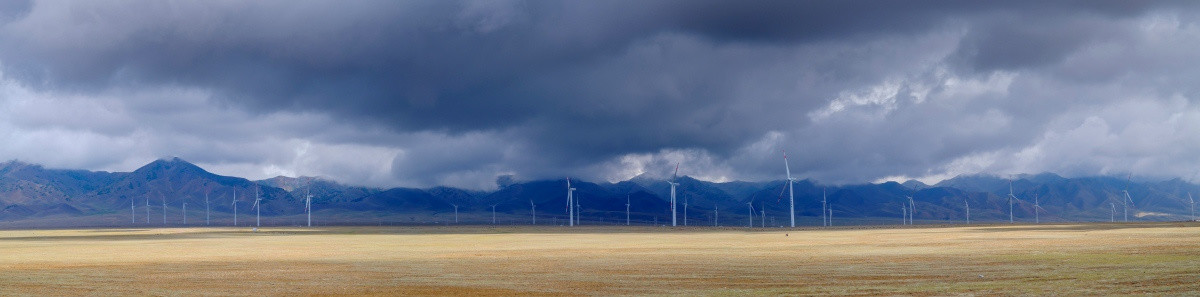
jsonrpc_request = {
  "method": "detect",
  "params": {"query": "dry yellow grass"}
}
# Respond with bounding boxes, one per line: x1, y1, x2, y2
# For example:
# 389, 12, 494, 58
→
1, 223, 1198, 296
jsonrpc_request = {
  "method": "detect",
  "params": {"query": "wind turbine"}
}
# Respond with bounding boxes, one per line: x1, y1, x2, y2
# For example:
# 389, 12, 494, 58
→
145, 196, 150, 224
625, 194, 631, 226
162, 193, 167, 225
205, 191, 210, 226
183, 200, 187, 225
827, 204, 832, 226
576, 194, 582, 225
566, 178, 576, 227
822, 188, 828, 227
782, 151, 797, 227
530, 200, 536, 225
714, 205, 718, 227
760, 201, 765, 228
491, 204, 499, 225
965, 200, 970, 224
668, 164, 680, 227
1110, 202, 1115, 222
1008, 182, 1017, 224
232, 190, 238, 226
131, 197, 136, 224
1033, 193, 1043, 224
253, 185, 261, 227
305, 186, 313, 227
1122, 174, 1134, 222
451, 204, 458, 224
901, 206, 907, 225
907, 196, 916, 225
1189, 193, 1196, 221
747, 201, 755, 228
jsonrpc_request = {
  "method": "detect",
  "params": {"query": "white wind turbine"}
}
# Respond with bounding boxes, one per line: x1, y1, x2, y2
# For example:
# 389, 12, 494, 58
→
145, 196, 150, 224
668, 164, 680, 227
451, 204, 459, 224
1033, 193, 1045, 224
822, 188, 828, 227
162, 193, 167, 225
1122, 174, 1134, 222
1188, 193, 1196, 221
232, 190, 239, 226
131, 197, 136, 224
566, 178, 575, 227
714, 205, 718, 227
965, 200, 970, 224
491, 204, 499, 225
253, 185, 262, 227
1008, 182, 1018, 224
530, 200, 537, 225
305, 186, 313, 227
906, 196, 916, 225
901, 206, 907, 225
782, 151, 797, 227
625, 194, 631, 226
827, 204, 833, 226
576, 194, 582, 225
183, 200, 187, 225
205, 191, 210, 226
1110, 202, 1115, 222
747, 201, 755, 228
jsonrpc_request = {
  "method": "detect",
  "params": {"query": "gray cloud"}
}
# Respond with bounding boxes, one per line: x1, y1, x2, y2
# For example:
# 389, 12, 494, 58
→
1, 1, 1200, 189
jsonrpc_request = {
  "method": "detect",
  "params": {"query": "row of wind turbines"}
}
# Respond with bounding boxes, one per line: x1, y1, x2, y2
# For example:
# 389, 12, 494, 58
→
561, 152, 1196, 228
126, 159, 1198, 228
130, 182, 316, 228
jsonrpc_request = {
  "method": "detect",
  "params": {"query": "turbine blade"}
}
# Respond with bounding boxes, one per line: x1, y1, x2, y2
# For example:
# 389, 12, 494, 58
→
777, 183, 788, 203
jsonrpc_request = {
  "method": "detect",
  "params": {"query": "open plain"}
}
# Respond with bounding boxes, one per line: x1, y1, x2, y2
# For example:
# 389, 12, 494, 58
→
0, 223, 1198, 296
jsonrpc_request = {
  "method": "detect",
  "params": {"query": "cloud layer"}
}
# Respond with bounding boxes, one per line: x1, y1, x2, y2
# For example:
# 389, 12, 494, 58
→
1, 1, 1199, 189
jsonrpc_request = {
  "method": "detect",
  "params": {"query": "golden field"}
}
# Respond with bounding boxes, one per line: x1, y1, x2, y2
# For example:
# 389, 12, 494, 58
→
0, 223, 1198, 296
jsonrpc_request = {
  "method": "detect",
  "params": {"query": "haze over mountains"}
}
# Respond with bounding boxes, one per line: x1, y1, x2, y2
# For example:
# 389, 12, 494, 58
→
0, 158, 1196, 228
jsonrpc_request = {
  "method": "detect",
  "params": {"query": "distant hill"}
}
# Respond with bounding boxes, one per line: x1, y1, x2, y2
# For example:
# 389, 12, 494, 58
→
0, 158, 1198, 227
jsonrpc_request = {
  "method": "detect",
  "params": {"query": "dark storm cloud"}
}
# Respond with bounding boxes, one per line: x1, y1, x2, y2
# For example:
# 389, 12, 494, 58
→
2, 0, 1200, 188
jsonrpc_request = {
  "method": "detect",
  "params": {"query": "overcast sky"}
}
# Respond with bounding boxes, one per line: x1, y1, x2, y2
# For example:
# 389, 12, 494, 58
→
1, 1, 1199, 189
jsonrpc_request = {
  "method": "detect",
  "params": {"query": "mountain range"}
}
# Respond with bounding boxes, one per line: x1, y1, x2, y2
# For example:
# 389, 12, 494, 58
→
0, 157, 1196, 228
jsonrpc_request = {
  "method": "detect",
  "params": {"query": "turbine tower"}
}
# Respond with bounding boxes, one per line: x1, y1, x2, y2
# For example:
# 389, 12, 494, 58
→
1033, 193, 1042, 224
901, 206, 907, 225
625, 194, 631, 226
162, 194, 167, 225
530, 200, 536, 225
747, 201, 754, 228
253, 185, 261, 227
1189, 193, 1196, 221
714, 205, 718, 227
668, 164, 680, 227
491, 204, 498, 225
965, 200, 970, 224
1110, 202, 1115, 222
305, 186, 313, 227
145, 196, 150, 224
205, 191, 210, 226
821, 188, 828, 227
1008, 182, 1017, 224
183, 201, 187, 225
906, 196, 916, 225
451, 204, 458, 224
131, 197, 136, 224
232, 190, 238, 226
782, 151, 797, 228
566, 178, 576, 227
1122, 174, 1134, 222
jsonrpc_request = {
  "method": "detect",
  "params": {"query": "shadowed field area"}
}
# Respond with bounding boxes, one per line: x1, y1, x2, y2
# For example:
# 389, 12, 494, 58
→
1, 223, 1198, 296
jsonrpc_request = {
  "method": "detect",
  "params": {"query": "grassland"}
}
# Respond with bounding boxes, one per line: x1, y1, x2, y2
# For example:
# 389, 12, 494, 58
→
0, 223, 1198, 296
